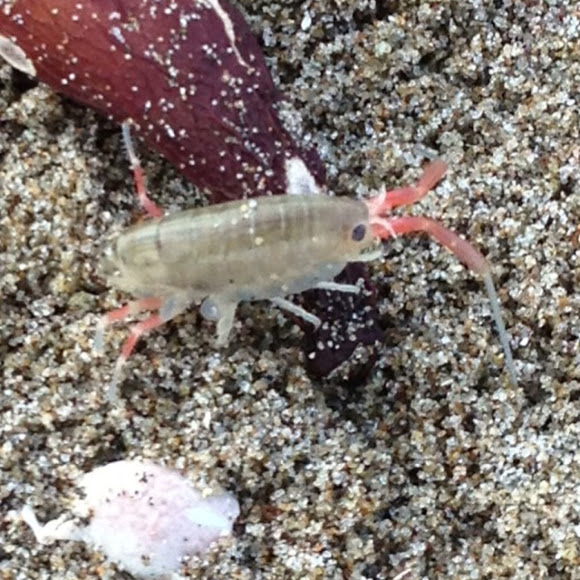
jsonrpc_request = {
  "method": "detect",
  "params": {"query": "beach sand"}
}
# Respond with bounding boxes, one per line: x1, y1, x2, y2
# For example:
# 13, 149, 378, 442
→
1, 1, 579, 578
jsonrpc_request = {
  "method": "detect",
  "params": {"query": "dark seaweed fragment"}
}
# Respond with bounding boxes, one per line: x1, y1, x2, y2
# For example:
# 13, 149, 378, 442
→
301, 263, 383, 378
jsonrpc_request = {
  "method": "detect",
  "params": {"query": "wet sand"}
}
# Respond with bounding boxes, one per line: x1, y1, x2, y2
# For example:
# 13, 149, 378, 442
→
1, 1, 579, 578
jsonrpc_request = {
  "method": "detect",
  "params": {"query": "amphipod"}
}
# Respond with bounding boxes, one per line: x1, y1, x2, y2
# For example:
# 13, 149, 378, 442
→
97, 125, 517, 389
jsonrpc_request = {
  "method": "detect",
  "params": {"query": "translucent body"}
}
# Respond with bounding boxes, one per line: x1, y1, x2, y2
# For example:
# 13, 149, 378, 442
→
104, 195, 375, 299
101, 194, 379, 350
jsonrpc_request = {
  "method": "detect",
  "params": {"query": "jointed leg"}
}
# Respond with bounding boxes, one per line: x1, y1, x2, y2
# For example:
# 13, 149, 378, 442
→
372, 215, 517, 388
199, 297, 239, 345
314, 281, 361, 294
112, 313, 166, 388
95, 294, 191, 398
270, 297, 322, 328
94, 296, 163, 353
121, 122, 163, 219
365, 159, 447, 215
215, 303, 238, 346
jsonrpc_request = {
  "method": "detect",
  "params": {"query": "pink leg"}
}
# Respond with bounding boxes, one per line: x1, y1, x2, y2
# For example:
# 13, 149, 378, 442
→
94, 296, 163, 353
365, 159, 447, 215
107, 312, 166, 398
121, 122, 164, 219
114, 313, 164, 373
372, 216, 489, 275
95, 296, 164, 399
96, 294, 192, 398
372, 215, 517, 388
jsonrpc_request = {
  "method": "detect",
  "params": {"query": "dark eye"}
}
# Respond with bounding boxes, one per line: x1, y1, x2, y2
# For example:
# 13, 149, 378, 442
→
351, 224, 366, 242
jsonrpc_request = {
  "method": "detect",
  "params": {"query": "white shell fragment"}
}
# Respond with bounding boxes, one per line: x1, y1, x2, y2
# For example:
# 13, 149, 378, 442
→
285, 156, 320, 196
0, 34, 36, 76
21, 460, 240, 579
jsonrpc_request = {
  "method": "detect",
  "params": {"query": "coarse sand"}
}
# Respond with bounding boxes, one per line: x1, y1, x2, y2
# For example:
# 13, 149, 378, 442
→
1, 1, 579, 579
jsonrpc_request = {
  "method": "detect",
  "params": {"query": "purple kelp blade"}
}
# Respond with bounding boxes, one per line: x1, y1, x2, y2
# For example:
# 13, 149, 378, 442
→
0, 0, 382, 376
0, 0, 325, 199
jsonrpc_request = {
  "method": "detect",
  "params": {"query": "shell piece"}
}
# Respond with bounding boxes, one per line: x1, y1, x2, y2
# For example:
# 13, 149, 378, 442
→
0, 33, 36, 75
22, 460, 240, 579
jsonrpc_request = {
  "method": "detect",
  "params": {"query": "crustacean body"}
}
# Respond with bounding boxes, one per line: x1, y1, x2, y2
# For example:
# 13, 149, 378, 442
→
96, 126, 517, 389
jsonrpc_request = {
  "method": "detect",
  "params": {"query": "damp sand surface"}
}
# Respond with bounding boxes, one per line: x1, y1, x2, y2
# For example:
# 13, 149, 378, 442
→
1, 2, 579, 579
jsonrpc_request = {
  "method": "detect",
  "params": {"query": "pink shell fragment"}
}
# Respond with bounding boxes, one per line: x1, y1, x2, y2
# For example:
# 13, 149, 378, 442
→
22, 460, 240, 579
